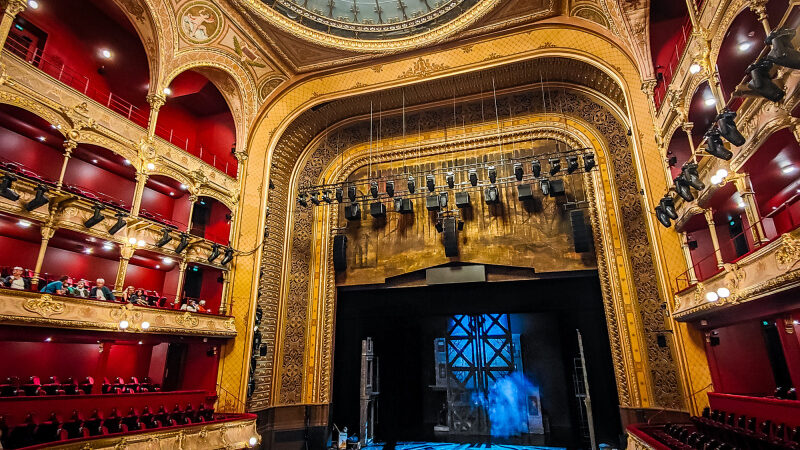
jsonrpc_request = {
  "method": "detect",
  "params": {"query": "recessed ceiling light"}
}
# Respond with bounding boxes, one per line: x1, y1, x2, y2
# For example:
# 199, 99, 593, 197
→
84, 248, 93, 254
100, 49, 112, 59
162, 257, 173, 264
138, 341, 143, 345
92, 159, 98, 163
704, 97, 717, 107
18, 219, 31, 227
738, 41, 753, 52
102, 243, 113, 251
137, 239, 145, 247
155, 264, 160, 269
128, 237, 138, 244
689, 63, 701, 74
179, 184, 187, 190
27, 0, 38, 9
37, 136, 46, 142
163, 87, 172, 95
782, 166, 796, 174
123, 159, 131, 165
44, 337, 51, 342
169, 192, 174, 196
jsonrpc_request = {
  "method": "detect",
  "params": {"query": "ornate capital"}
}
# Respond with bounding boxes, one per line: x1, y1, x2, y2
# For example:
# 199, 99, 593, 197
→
62, 139, 78, 154
135, 171, 149, 183
640, 79, 657, 96
40, 224, 55, 240
3, 0, 27, 17
703, 208, 715, 225
146, 93, 166, 111
189, 194, 199, 203
234, 150, 248, 163
120, 244, 136, 260
680, 121, 694, 133
748, 0, 769, 22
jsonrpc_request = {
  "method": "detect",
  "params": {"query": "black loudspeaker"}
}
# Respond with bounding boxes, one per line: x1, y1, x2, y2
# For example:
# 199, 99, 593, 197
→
345, 203, 361, 221
442, 217, 458, 257
570, 209, 592, 253
549, 179, 565, 197
394, 198, 413, 213
517, 184, 533, 200
369, 202, 386, 218
426, 195, 440, 211
455, 192, 471, 208
333, 235, 347, 271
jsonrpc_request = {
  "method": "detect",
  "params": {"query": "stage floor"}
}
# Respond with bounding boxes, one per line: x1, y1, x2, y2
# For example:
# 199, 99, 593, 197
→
362, 443, 566, 450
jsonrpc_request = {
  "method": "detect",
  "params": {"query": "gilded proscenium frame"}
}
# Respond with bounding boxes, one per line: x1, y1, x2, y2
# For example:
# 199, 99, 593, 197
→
224, 22, 704, 414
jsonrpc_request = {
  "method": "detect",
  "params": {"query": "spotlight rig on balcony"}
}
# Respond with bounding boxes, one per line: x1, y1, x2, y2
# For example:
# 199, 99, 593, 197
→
208, 243, 221, 263
0, 173, 20, 201
83, 204, 105, 229
174, 233, 190, 254
24, 184, 49, 211
155, 229, 172, 247
220, 247, 235, 265
107, 213, 127, 235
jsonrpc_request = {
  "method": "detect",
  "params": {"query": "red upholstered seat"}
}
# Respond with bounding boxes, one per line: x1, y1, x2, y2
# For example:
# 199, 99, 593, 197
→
1, 377, 22, 396
101, 408, 126, 434
78, 377, 94, 395
7, 414, 36, 449
21, 377, 42, 396
121, 407, 141, 431
61, 377, 80, 396
60, 410, 87, 440
32, 412, 65, 445
139, 406, 159, 429
153, 405, 175, 427
82, 410, 105, 436
41, 377, 65, 396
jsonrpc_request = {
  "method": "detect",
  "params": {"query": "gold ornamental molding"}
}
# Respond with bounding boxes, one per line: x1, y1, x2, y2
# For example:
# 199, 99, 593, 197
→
0, 290, 237, 338
35, 415, 258, 449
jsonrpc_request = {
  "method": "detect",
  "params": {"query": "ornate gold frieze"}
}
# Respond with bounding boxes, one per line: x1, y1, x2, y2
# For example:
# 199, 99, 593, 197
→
22, 294, 65, 318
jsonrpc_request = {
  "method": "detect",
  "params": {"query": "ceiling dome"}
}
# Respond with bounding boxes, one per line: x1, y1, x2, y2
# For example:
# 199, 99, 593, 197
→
243, 0, 499, 51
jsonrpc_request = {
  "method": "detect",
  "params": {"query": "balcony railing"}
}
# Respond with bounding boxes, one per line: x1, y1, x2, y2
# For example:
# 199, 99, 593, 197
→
3, 33, 236, 177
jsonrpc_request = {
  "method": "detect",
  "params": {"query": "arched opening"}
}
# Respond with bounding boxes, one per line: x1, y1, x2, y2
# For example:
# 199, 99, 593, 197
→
189, 196, 231, 245
156, 70, 237, 177
0, 103, 65, 182
139, 175, 192, 230
8, 0, 152, 126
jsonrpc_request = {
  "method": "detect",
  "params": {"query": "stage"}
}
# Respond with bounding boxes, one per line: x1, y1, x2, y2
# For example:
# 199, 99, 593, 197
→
362, 443, 565, 450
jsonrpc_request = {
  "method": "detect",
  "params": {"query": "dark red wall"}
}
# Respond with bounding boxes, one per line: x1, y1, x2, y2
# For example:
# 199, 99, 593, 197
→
62, 157, 135, 207
0, 235, 39, 271
0, 127, 63, 180
205, 200, 230, 245
180, 343, 218, 391
706, 321, 777, 395
124, 263, 166, 294
40, 246, 118, 283
198, 266, 223, 313
689, 227, 720, 280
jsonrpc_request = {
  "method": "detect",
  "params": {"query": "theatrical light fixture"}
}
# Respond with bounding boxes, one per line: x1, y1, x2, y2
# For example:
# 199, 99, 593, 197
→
655, 205, 672, 228
155, 229, 172, 247
705, 291, 719, 302
407, 176, 416, 194
163, 87, 172, 95
484, 186, 500, 204
24, 184, 49, 211
488, 166, 497, 184
220, 247, 235, 265
174, 233, 190, 254
141, 321, 150, 330
717, 287, 731, 299
531, 160, 541, 178
250, 437, 259, 447
673, 176, 695, 202
347, 185, 357, 202
747, 59, 785, 101
107, 213, 127, 235
548, 158, 561, 175
583, 153, 596, 171
297, 193, 308, 207
369, 201, 386, 218
370, 181, 379, 198
335, 187, 343, 203
310, 191, 320, 205
711, 168, 729, 185
765, 27, 800, 70
137, 239, 145, 247
0, 174, 20, 201
426, 174, 436, 192
128, 237, 138, 245
566, 156, 579, 174
208, 243, 221, 263
716, 110, 745, 146
513, 163, 523, 181
119, 320, 130, 330
681, 163, 705, 191
322, 190, 333, 203
27, 0, 38, 9
704, 129, 733, 160
435, 221, 443, 233
446, 171, 455, 188
540, 179, 550, 196
439, 192, 448, 209
386, 181, 395, 197
660, 196, 678, 220
345, 202, 361, 221
83, 204, 105, 228
468, 169, 478, 186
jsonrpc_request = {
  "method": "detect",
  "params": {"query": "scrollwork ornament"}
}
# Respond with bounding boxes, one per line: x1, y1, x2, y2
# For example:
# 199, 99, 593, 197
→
693, 282, 706, 306
776, 233, 800, 270
23, 294, 65, 318
175, 312, 200, 328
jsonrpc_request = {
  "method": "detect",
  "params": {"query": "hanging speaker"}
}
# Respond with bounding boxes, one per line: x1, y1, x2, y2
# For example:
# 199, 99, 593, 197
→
442, 217, 458, 257
345, 203, 361, 221
549, 179, 566, 197
333, 235, 347, 271
517, 184, 533, 200
455, 192, 471, 208
570, 209, 592, 253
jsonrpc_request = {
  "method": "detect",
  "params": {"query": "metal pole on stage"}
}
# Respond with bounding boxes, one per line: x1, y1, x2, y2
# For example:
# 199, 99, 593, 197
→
577, 329, 597, 450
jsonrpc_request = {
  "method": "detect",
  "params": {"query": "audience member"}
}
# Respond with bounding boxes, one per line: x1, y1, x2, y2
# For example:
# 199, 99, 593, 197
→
130, 288, 149, 306
40, 275, 69, 295
90, 278, 115, 301
3, 266, 30, 290
70, 279, 90, 297
197, 299, 209, 313
122, 286, 135, 303
180, 299, 198, 312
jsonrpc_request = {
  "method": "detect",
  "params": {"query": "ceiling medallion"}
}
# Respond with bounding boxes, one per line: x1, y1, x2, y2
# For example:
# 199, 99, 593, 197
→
179, 1, 224, 44
240, 0, 500, 51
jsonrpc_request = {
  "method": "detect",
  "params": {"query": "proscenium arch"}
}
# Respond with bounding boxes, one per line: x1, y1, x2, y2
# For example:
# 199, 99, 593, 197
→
224, 22, 699, 413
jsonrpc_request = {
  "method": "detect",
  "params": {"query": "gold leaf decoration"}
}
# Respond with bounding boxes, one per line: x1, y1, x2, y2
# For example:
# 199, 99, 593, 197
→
23, 294, 65, 318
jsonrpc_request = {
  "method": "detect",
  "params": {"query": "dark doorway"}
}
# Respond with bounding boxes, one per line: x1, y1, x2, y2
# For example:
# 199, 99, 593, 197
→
162, 343, 187, 391
331, 272, 622, 448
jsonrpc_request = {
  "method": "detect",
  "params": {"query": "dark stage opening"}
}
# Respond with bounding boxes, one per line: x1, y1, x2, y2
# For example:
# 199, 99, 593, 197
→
331, 272, 623, 449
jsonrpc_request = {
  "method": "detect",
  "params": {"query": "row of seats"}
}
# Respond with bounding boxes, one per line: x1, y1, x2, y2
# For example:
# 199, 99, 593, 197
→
0, 403, 215, 449
693, 407, 800, 448
0, 377, 161, 397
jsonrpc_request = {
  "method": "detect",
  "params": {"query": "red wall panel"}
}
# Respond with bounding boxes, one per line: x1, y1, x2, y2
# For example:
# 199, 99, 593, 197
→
0, 128, 63, 180
123, 263, 166, 294
180, 344, 218, 392
706, 321, 776, 395
204, 200, 230, 245
40, 247, 118, 284
198, 266, 223, 313
0, 341, 101, 381
196, 112, 236, 173
689, 228, 720, 281
62, 157, 135, 207
0, 235, 40, 271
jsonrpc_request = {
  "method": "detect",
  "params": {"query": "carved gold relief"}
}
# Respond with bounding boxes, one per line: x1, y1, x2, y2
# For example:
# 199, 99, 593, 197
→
22, 294, 65, 318
776, 233, 800, 270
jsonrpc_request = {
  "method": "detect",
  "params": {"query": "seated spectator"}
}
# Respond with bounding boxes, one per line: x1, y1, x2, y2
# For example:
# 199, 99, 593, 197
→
180, 299, 198, 312
3, 266, 30, 290
122, 286, 135, 302
130, 288, 149, 306
90, 278, 115, 301
69, 279, 90, 297
197, 299, 209, 313
171, 299, 182, 310
40, 275, 69, 294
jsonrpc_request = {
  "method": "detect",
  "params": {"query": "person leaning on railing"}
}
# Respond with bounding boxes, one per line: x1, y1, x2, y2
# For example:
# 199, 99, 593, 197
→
40, 275, 69, 295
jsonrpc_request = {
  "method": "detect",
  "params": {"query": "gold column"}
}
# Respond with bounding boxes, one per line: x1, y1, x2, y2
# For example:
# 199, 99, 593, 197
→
57, 139, 77, 189
114, 244, 135, 293
733, 174, 767, 243
174, 259, 188, 303
679, 231, 698, 283
749, 0, 773, 34
218, 269, 230, 316
186, 194, 198, 233
0, 0, 26, 50
682, 121, 698, 163
704, 209, 725, 268
145, 94, 166, 140
32, 223, 54, 289
130, 171, 148, 217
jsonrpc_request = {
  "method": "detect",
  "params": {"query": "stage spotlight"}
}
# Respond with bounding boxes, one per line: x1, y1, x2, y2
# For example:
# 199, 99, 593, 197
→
455, 191, 470, 208
468, 169, 478, 186
155, 229, 172, 247
716, 109, 745, 146
322, 190, 333, 203
566, 156, 579, 174
24, 184, 49, 211
370, 181, 379, 198
0, 174, 20, 201
488, 166, 497, 184
335, 187, 343, 203
531, 160, 541, 178
407, 176, 416, 194
208, 243, 221, 263
386, 181, 395, 197
107, 213, 127, 235
655, 205, 672, 228
513, 163, 523, 181
446, 171, 455, 188
220, 247, 235, 265
549, 158, 561, 175
583, 153, 596, 171
174, 233, 190, 254
297, 193, 308, 207
660, 196, 678, 220
439, 192, 448, 209
83, 204, 105, 229
484, 186, 500, 204
426, 174, 436, 192
310, 192, 320, 205
766, 27, 800, 69
704, 129, 733, 160
681, 163, 705, 190
540, 180, 551, 196
746, 59, 785, 102
673, 176, 695, 202
347, 185, 357, 202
